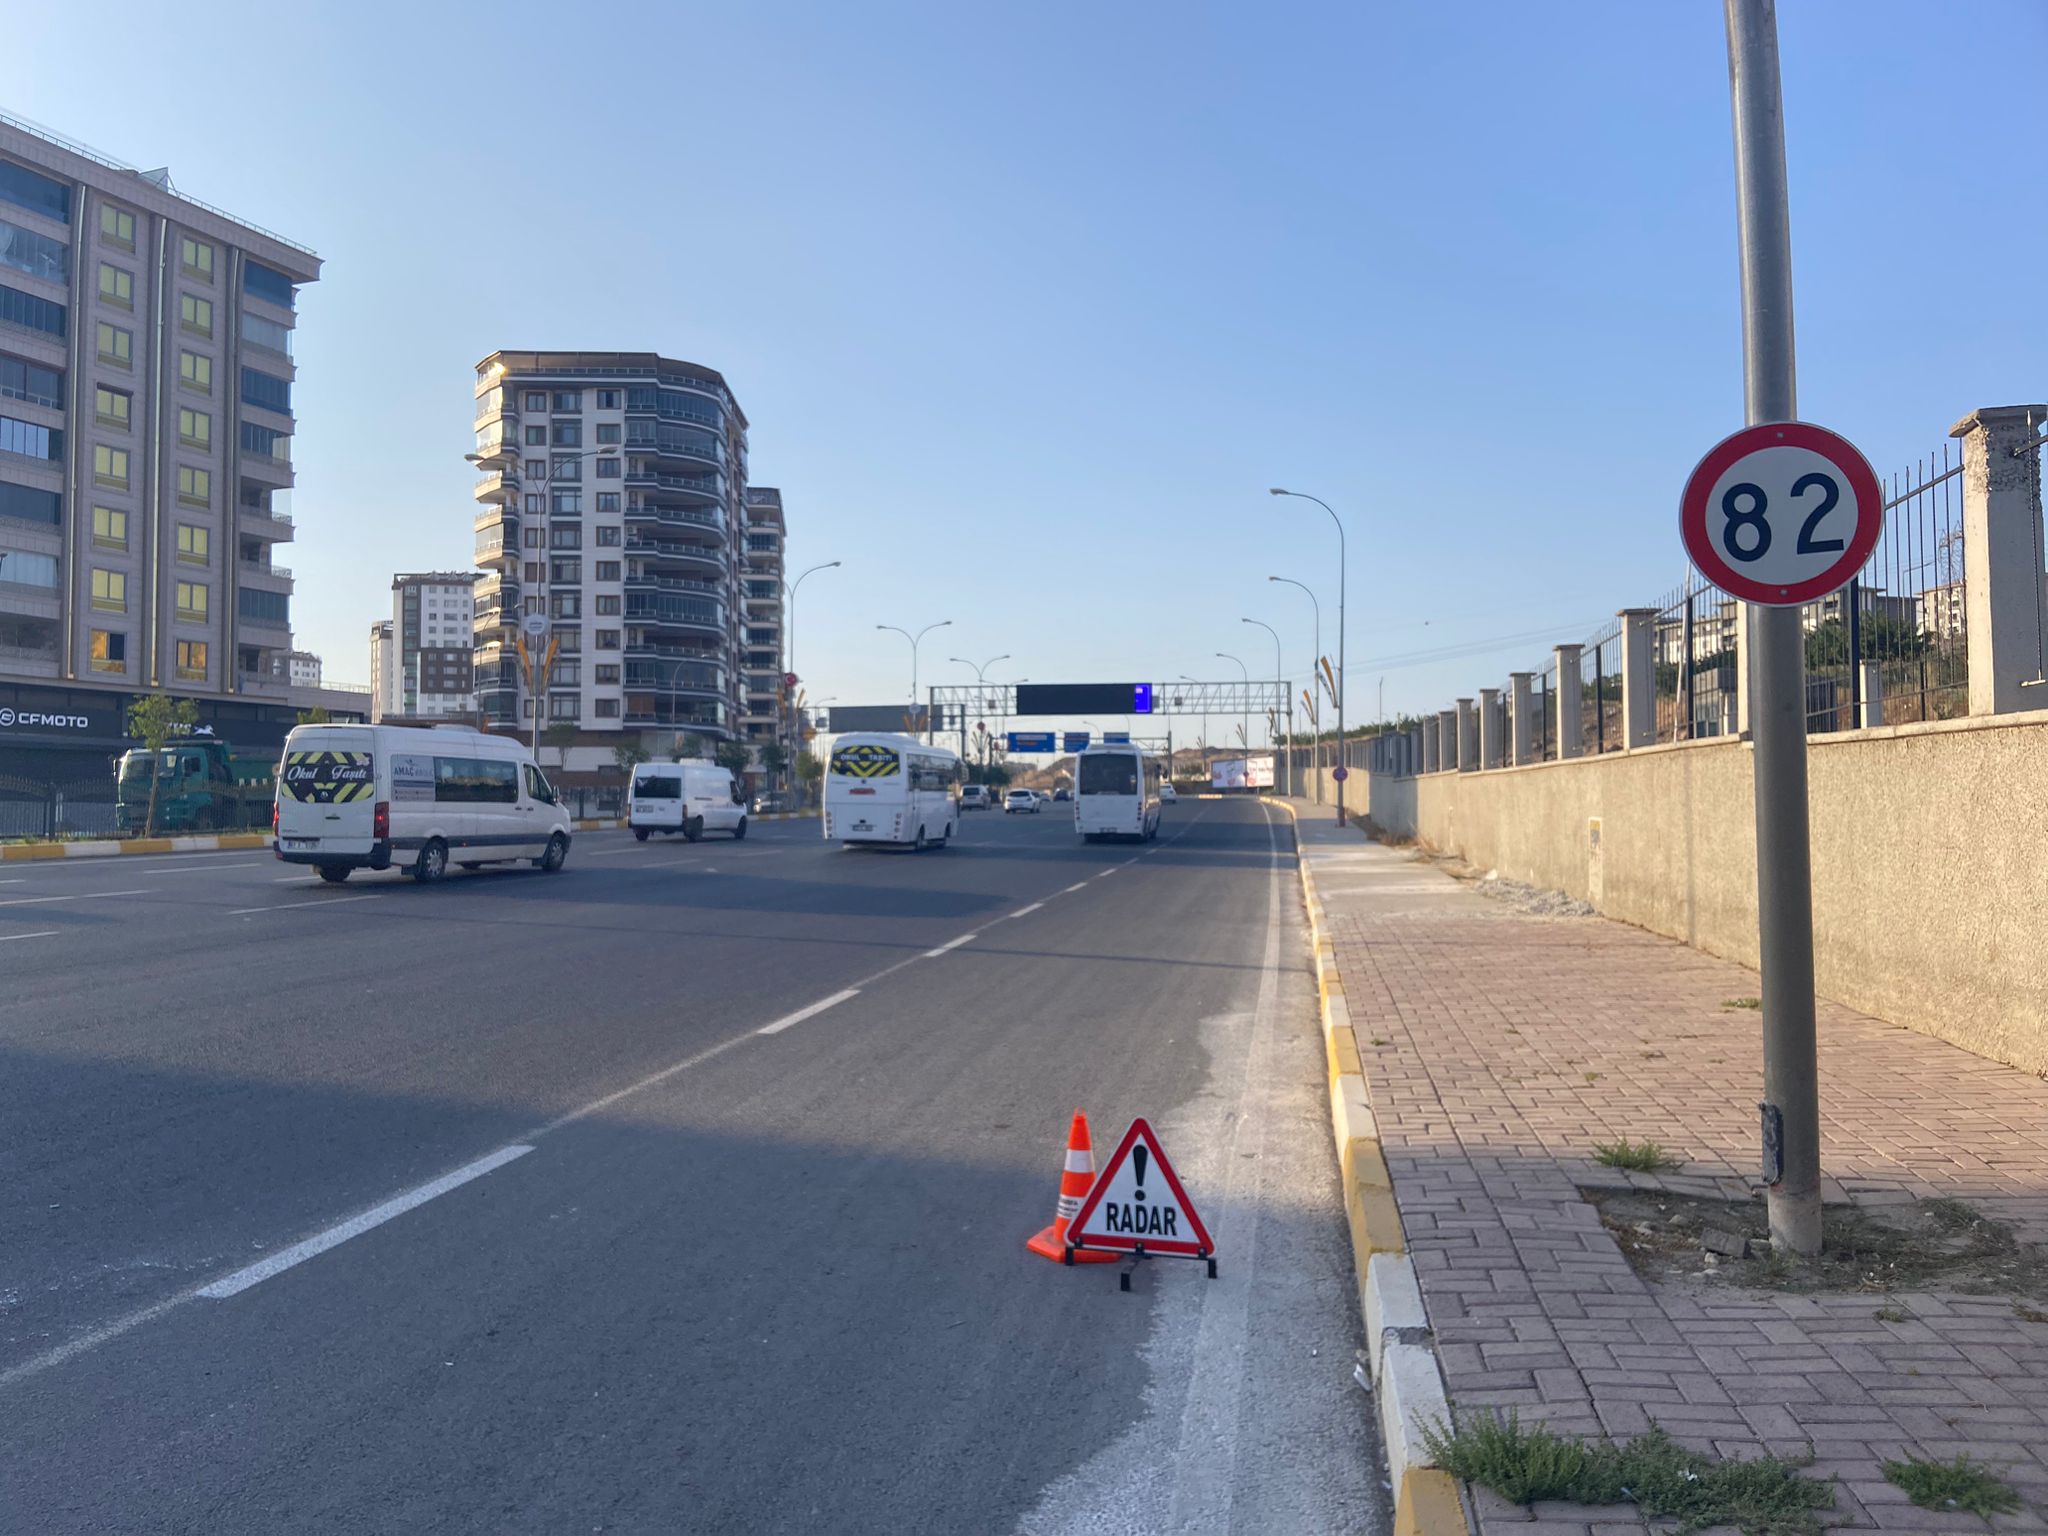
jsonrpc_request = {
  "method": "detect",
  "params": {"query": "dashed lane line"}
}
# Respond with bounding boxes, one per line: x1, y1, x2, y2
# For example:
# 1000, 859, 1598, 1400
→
0, 930, 59, 942
226, 893, 384, 917
0, 888, 153, 907
757, 989, 861, 1036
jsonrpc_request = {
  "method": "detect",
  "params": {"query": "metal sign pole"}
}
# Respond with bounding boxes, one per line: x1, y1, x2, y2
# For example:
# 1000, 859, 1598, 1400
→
1725, 0, 1822, 1257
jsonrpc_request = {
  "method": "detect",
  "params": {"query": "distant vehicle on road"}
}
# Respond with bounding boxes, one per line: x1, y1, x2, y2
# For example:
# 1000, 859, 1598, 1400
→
1052, 786, 1071, 802
274, 723, 570, 884
1075, 743, 1162, 843
750, 791, 795, 815
823, 732, 961, 850
1004, 788, 1040, 814
632, 760, 748, 842
960, 784, 993, 811
116, 736, 275, 833
1160, 782, 1179, 803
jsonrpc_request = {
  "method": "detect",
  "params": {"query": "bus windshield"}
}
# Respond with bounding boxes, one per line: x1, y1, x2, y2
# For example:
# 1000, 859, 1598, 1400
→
1078, 755, 1138, 795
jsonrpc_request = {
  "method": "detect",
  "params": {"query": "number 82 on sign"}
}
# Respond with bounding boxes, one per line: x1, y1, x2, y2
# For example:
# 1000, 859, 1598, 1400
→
1679, 421, 1883, 607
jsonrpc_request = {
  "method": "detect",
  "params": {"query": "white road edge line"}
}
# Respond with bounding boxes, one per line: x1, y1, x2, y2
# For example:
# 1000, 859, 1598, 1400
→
198, 1145, 534, 1299
227, 893, 383, 916
0, 888, 152, 907
757, 988, 861, 1036
0, 930, 60, 942
1064, 881, 1089, 894
1010, 902, 1044, 917
923, 932, 979, 957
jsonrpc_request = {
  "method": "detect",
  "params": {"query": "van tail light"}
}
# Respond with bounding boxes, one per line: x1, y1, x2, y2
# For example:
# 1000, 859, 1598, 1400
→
373, 801, 390, 840
271, 802, 279, 834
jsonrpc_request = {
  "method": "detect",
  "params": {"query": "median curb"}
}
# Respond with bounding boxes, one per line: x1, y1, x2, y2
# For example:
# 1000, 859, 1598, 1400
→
1274, 800, 1471, 1536
0, 831, 271, 861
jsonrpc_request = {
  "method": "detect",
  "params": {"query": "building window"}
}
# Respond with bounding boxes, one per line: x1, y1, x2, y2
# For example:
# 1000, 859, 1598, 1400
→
595, 422, 621, 444
595, 594, 621, 616
93, 386, 130, 429
89, 628, 126, 672
524, 425, 546, 446
0, 354, 62, 408
241, 366, 290, 414
549, 696, 578, 720
522, 528, 543, 549
595, 523, 620, 543
177, 465, 210, 507
99, 204, 135, 249
0, 160, 69, 223
524, 561, 542, 583
179, 350, 211, 391
595, 493, 621, 514
552, 491, 581, 515
550, 455, 580, 483
523, 493, 543, 515
92, 505, 127, 549
595, 698, 620, 719
179, 236, 214, 281
595, 629, 620, 650
243, 260, 295, 309
97, 262, 133, 309
595, 561, 620, 582
91, 567, 126, 611
0, 219, 67, 284
595, 664, 620, 685
551, 420, 581, 447
550, 558, 581, 583
179, 293, 213, 336
551, 659, 581, 688
0, 547, 57, 588
178, 407, 211, 448
240, 421, 289, 462
550, 592, 581, 619
242, 311, 293, 355
97, 321, 131, 367
177, 524, 209, 564
550, 527, 582, 549
93, 444, 129, 488
524, 391, 547, 411
523, 458, 545, 479
595, 458, 620, 478
175, 638, 208, 680
522, 700, 535, 720
552, 390, 581, 412
595, 389, 620, 409
175, 580, 209, 620
0, 414, 61, 459
0, 282, 66, 339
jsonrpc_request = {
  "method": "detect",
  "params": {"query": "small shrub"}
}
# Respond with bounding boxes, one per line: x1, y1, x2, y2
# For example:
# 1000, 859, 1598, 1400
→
1872, 1305, 1908, 1323
1594, 1139, 1683, 1173
1882, 1454, 2020, 1520
1725, 997, 1761, 1010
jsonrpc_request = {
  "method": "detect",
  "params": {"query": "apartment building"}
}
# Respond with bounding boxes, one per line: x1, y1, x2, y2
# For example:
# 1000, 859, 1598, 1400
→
471, 351, 748, 741
0, 112, 322, 779
375, 571, 476, 720
368, 618, 393, 721
740, 486, 787, 748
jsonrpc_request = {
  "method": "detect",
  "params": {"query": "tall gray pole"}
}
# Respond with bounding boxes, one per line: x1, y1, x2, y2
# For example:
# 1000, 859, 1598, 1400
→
1242, 617, 1286, 797
1216, 653, 1249, 774
1272, 491, 1347, 823
1726, 0, 1821, 1258
1269, 576, 1322, 803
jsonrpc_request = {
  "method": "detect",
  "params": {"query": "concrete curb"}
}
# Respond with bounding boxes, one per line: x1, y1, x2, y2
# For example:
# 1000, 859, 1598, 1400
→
0, 832, 271, 861
1273, 801, 1470, 1536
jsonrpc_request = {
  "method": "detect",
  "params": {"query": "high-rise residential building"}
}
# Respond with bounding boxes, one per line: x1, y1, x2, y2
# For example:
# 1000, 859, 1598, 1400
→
471, 351, 748, 741
380, 571, 477, 720
0, 110, 327, 786
740, 487, 787, 748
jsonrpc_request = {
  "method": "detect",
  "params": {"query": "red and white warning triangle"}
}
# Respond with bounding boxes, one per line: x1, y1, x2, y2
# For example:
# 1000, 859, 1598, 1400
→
1068, 1117, 1213, 1258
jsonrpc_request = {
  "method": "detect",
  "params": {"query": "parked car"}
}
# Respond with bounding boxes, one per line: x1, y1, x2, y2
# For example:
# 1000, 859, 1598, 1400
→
960, 784, 993, 811
1004, 788, 1041, 814
751, 791, 795, 815
1160, 782, 1179, 803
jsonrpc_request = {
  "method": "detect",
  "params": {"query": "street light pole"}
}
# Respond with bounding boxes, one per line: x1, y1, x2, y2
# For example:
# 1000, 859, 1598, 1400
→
1242, 617, 1286, 798
1269, 576, 1322, 803
950, 653, 1011, 768
784, 560, 840, 794
1271, 489, 1348, 825
1178, 674, 1206, 768
1216, 652, 1249, 778
876, 620, 951, 742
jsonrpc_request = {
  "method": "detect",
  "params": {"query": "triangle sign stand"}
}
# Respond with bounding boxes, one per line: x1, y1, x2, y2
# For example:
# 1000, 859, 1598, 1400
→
1066, 1117, 1216, 1290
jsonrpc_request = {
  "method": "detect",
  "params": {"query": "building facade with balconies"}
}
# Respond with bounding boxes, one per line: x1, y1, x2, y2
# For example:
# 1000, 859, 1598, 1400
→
0, 111, 317, 713
378, 571, 476, 720
740, 487, 787, 749
471, 351, 749, 741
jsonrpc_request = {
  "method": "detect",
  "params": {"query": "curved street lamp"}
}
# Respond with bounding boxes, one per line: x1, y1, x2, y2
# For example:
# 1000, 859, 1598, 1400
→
876, 620, 952, 741
1271, 489, 1349, 823
1216, 651, 1249, 762
1242, 616, 1287, 798
1269, 575, 1323, 803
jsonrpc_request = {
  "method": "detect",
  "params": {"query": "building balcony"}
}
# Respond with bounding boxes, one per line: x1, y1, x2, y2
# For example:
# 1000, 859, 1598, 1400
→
623, 438, 723, 473
472, 469, 517, 502
624, 538, 724, 575
624, 469, 723, 504
475, 533, 516, 568
240, 560, 293, 591
237, 502, 295, 542
625, 572, 720, 596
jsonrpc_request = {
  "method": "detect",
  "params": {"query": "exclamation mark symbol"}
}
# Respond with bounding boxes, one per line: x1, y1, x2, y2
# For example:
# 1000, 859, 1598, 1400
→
1132, 1145, 1148, 1204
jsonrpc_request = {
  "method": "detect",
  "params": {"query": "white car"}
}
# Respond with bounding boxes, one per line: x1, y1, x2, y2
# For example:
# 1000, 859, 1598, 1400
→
1004, 788, 1041, 814
1160, 783, 1179, 803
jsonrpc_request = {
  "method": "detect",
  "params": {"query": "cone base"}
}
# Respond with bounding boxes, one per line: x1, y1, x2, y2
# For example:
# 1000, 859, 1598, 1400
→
1027, 1225, 1121, 1264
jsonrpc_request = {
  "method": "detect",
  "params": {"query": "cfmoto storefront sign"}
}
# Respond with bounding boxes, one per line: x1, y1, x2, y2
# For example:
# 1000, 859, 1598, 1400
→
0, 708, 93, 731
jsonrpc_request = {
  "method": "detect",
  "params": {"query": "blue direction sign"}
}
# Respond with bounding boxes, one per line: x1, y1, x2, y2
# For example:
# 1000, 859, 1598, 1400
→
1132, 683, 1153, 714
1103, 732, 1131, 744
1008, 731, 1056, 752
1063, 732, 1091, 752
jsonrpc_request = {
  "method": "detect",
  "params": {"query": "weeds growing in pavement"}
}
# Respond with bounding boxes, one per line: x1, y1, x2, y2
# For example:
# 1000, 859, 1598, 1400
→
1593, 1139, 1683, 1173
1724, 996, 1761, 1010
1882, 1454, 2021, 1520
1423, 1413, 1832, 1536
1872, 1305, 1908, 1323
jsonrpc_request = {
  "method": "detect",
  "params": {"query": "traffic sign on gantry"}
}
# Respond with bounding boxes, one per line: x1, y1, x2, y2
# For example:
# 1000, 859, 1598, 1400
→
1679, 422, 1883, 606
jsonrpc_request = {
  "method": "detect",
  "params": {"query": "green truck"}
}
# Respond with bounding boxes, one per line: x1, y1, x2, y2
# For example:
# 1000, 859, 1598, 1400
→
115, 738, 278, 834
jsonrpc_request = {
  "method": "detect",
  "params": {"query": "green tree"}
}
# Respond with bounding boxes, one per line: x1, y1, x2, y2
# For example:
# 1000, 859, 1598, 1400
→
125, 692, 197, 838
611, 739, 651, 778
543, 721, 578, 770
796, 749, 824, 794
676, 732, 710, 760
1805, 614, 1927, 670
757, 740, 791, 781
295, 706, 331, 726
714, 739, 752, 777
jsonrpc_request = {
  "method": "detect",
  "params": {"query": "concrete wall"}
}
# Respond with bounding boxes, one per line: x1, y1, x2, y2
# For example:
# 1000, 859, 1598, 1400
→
1363, 710, 2048, 1075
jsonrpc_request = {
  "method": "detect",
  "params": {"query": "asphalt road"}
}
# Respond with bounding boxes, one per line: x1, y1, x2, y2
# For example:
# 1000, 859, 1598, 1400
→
1, 798, 1387, 1534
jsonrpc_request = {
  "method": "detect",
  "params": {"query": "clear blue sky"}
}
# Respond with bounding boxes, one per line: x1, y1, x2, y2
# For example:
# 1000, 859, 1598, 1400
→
9, 1, 2044, 740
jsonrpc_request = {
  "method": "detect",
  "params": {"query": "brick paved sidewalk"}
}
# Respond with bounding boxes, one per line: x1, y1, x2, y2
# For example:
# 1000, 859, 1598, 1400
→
1287, 798, 2048, 1534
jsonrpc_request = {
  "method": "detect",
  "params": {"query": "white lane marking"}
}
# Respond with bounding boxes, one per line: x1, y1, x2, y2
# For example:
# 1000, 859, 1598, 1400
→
145, 861, 267, 875
0, 878, 26, 884
577, 845, 653, 857
227, 893, 383, 916
1011, 902, 1044, 917
1064, 882, 1089, 894
1096, 869, 1118, 879
198, 1145, 534, 1299
1123, 857, 1140, 866
923, 932, 979, 958
757, 988, 860, 1036
0, 888, 152, 907
0, 930, 59, 942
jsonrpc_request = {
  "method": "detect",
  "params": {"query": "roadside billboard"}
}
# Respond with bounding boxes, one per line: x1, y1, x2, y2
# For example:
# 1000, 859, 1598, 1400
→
1208, 755, 1275, 792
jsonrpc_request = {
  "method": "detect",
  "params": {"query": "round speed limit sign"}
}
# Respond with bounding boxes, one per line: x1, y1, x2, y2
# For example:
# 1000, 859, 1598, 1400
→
1679, 422, 1883, 606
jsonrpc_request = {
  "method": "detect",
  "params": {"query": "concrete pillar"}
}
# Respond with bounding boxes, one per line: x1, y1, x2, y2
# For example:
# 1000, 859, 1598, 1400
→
1619, 608, 1659, 749
1553, 644, 1584, 759
1477, 687, 1503, 768
1953, 405, 2048, 715
1408, 725, 1423, 776
1508, 671, 1536, 765
1858, 660, 1883, 730
1455, 698, 1477, 771
1436, 709, 1456, 773
1421, 721, 1437, 773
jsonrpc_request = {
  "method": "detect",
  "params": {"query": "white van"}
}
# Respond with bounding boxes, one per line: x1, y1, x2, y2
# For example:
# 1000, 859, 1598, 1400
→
274, 724, 572, 884
1074, 743, 1163, 843
629, 760, 748, 841
822, 732, 961, 850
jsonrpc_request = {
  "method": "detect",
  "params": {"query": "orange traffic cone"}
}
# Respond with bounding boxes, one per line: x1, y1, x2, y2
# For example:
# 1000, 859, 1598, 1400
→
1027, 1110, 1120, 1264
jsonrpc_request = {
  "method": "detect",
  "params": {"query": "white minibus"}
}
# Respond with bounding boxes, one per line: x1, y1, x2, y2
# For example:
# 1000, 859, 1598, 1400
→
822, 733, 961, 850
274, 724, 572, 883
630, 760, 748, 841
1074, 743, 1163, 843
